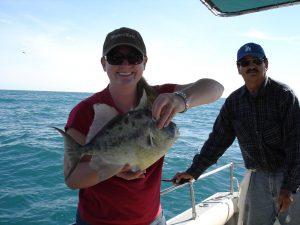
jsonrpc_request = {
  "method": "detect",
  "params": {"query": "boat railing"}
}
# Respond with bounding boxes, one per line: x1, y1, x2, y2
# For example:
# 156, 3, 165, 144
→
160, 162, 238, 219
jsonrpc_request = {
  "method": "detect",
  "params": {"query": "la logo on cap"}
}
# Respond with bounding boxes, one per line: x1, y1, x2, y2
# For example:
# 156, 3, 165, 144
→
245, 45, 251, 52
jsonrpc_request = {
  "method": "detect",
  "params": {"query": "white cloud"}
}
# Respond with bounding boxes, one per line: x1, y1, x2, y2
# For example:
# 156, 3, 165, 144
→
0, 11, 107, 92
0, 28, 104, 92
0, 12, 14, 25
23, 13, 70, 34
0, 18, 12, 24
243, 29, 300, 41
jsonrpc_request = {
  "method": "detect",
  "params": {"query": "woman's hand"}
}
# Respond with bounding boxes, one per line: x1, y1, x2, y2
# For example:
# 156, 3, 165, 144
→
152, 93, 185, 129
116, 164, 146, 180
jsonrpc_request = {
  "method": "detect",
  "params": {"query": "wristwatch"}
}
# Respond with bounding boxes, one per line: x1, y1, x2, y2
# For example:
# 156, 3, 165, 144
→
174, 91, 189, 113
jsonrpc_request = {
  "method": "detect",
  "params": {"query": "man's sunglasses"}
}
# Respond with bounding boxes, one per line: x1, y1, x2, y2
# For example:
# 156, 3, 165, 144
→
105, 51, 143, 65
237, 58, 264, 67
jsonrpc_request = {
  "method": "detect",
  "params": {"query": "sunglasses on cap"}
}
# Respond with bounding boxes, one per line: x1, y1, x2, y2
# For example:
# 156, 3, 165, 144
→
237, 58, 264, 67
105, 49, 144, 65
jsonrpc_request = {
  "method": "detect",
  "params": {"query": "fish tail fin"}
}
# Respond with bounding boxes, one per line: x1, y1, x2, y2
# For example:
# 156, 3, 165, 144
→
52, 127, 83, 180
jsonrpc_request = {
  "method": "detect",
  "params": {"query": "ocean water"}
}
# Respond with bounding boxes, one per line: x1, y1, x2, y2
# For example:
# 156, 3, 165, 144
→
0, 90, 245, 225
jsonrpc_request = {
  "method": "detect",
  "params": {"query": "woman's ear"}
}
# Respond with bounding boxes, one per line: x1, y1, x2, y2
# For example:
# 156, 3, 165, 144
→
101, 57, 106, 71
143, 56, 148, 70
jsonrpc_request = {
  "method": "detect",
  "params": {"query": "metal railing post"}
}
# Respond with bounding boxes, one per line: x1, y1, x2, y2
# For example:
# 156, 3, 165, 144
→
161, 163, 238, 220
188, 182, 197, 219
229, 162, 234, 194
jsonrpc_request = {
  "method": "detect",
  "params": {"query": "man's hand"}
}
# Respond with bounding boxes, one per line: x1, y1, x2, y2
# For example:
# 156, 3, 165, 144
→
278, 189, 294, 213
116, 164, 146, 180
172, 172, 194, 185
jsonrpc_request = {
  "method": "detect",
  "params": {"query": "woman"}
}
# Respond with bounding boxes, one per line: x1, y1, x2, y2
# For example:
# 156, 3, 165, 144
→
64, 27, 224, 225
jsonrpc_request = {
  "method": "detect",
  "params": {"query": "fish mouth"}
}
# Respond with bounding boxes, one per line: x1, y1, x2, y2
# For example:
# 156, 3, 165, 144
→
163, 121, 179, 139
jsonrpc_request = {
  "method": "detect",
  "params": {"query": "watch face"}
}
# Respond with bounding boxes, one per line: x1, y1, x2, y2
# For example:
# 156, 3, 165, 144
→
186, 100, 190, 109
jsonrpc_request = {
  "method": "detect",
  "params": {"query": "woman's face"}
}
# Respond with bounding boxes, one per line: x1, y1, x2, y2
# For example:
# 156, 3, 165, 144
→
101, 45, 147, 89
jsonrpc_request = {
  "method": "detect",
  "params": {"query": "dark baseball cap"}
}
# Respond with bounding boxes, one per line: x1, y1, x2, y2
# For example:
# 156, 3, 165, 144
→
102, 27, 146, 56
237, 42, 266, 61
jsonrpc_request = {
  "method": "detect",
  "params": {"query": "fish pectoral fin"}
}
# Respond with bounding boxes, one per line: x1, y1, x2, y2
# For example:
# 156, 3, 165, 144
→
89, 155, 124, 182
147, 131, 154, 147
97, 164, 124, 182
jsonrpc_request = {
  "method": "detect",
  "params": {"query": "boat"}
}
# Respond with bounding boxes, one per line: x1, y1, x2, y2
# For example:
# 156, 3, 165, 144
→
163, 163, 281, 225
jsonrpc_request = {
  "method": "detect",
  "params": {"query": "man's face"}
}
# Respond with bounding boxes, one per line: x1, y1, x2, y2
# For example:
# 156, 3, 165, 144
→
237, 55, 268, 85
101, 45, 147, 88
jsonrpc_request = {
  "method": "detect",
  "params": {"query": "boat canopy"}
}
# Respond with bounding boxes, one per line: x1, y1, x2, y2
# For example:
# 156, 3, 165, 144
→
200, 0, 300, 16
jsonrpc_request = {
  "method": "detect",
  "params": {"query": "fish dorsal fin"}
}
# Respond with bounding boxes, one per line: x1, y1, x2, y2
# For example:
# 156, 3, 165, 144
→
87, 90, 147, 144
134, 89, 147, 110
86, 104, 118, 143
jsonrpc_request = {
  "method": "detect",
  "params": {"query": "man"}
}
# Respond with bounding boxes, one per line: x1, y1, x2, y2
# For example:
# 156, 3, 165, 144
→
173, 43, 300, 225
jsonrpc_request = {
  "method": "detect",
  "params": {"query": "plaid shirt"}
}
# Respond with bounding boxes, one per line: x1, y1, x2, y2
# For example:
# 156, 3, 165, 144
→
187, 77, 300, 192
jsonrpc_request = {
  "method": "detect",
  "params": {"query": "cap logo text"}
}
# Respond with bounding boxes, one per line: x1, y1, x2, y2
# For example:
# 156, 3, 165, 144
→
111, 33, 136, 40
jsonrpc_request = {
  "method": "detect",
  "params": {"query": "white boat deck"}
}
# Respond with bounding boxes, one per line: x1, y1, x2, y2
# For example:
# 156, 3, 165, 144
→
167, 192, 239, 225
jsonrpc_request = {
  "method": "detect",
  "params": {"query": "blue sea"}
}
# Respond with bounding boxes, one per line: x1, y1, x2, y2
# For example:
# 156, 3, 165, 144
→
0, 90, 245, 225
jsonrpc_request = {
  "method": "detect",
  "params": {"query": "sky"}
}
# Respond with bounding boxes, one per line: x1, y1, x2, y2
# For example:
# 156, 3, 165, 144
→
0, 0, 299, 97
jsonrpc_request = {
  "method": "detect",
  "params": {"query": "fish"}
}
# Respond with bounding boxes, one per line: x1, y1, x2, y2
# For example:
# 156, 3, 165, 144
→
54, 109, 179, 182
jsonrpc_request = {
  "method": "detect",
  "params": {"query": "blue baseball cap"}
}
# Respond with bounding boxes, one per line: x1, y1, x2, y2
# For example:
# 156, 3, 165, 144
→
237, 43, 266, 61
